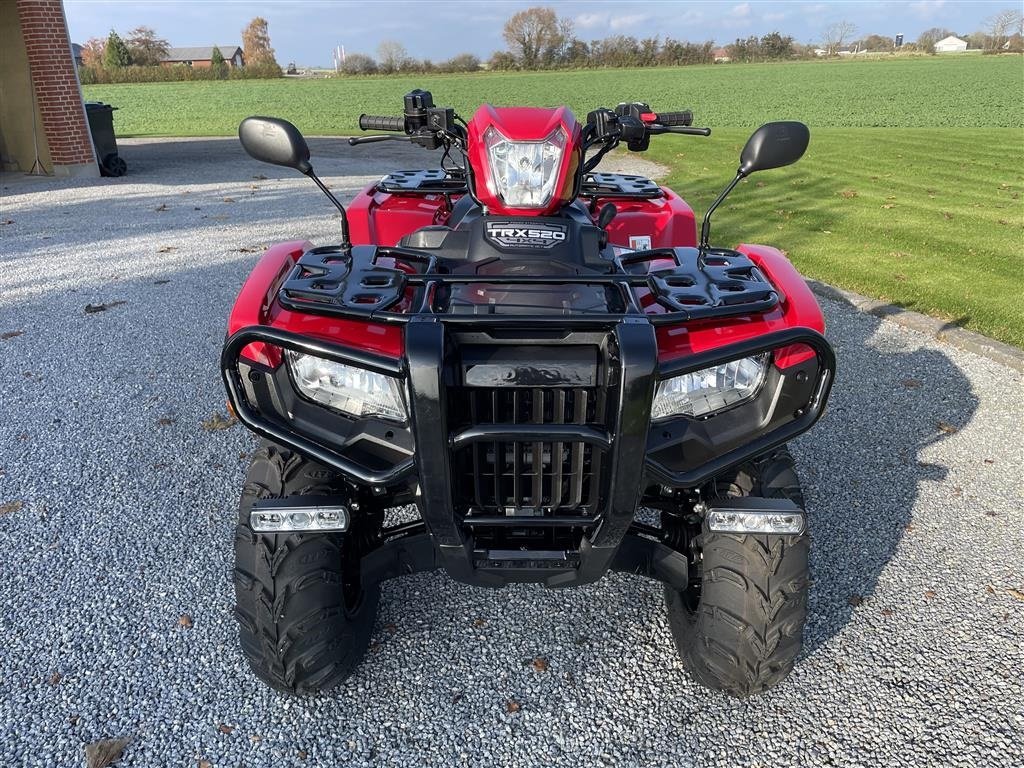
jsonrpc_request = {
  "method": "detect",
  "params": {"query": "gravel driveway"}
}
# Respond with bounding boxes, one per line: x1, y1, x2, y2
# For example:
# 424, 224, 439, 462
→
1, 138, 1021, 768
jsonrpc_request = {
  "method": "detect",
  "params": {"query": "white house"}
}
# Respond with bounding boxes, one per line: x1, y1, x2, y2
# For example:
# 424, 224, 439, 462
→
934, 35, 968, 53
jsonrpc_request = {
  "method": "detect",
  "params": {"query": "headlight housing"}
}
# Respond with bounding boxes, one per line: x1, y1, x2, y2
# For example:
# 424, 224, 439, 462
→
652, 354, 770, 420
483, 126, 566, 208
285, 351, 407, 423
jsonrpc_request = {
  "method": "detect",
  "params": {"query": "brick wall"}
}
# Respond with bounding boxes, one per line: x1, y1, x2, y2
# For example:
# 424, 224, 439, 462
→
16, 0, 96, 169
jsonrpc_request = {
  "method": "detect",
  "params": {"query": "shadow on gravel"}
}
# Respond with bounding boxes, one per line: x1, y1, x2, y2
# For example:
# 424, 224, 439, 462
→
796, 294, 978, 654
0, 137, 431, 195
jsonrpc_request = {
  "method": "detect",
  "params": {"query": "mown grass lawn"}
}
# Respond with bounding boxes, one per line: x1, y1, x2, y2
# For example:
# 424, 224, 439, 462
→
86, 56, 1024, 345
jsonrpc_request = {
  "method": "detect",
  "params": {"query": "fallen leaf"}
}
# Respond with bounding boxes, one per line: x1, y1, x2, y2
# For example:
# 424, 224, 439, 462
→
178, 614, 193, 629
847, 594, 865, 607
755, 181, 766, 188
901, 378, 922, 388
157, 417, 174, 427
880, 608, 893, 617
153, 279, 171, 285
881, 203, 895, 209
985, 585, 996, 595
839, 189, 858, 199
0, 501, 24, 515
473, 618, 487, 628
235, 246, 260, 253
222, 197, 236, 203
384, 623, 397, 635
84, 301, 127, 314
198, 760, 212, 768
156, 246, 178, 253
983, 459, 995, 465
1007, 589, 1024, 602
505, 699, 521, 714
85, 737, 131, 768
985, 510, 999, 517
253, 174, 268, 180
1, 330, 23, 340
250, 734, 262, 744
298, 750, 308, 760
942, 211, 953, 220
48, 671, 62, 685
531, 657, 549, 673
69, 715, 81, 726
154, 203, 169, 212
217, 724, 233, 734
200, 413, 237, 432
937, 421, 957, 434
924, 589, 936, 600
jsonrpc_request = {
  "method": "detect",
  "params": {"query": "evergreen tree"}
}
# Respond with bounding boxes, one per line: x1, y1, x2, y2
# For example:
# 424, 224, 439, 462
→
103, 30, 131, 68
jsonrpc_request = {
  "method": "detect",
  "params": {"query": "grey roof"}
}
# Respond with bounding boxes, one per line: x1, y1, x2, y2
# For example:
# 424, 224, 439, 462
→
71, 43, 83, 58
162, 46, 242, 62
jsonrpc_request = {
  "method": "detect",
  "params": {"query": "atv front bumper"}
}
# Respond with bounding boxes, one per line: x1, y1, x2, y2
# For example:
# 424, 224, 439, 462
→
222, 317, 833, 589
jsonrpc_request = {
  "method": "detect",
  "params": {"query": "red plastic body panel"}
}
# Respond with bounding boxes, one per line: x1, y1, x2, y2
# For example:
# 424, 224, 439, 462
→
465, 105, 582, 216
227, 241, 403, 366
347, 182, 452, 246
654, 244, 825, 367
601, 187, 697, 249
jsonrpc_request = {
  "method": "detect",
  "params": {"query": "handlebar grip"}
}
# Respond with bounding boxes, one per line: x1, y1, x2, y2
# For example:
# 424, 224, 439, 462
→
654, 110, 693, 127
358, 114, 405, 132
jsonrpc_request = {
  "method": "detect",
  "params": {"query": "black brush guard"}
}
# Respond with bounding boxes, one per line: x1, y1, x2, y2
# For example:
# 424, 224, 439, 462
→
222, 273, 834, 589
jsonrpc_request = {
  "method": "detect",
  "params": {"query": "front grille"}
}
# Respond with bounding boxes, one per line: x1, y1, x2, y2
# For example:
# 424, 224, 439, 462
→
451, 387, 608, 514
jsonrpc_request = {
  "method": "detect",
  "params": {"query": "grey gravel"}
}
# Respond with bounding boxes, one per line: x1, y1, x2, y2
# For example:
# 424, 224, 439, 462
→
1, 138, 1022, 768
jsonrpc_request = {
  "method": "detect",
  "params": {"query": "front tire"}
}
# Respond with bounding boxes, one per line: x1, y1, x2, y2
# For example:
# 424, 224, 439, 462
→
233, 442, 378, 694
665, 448, 810, 697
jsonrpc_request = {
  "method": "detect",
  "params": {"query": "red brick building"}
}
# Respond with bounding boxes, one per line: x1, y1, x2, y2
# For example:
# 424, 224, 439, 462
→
0, 0, 98, 177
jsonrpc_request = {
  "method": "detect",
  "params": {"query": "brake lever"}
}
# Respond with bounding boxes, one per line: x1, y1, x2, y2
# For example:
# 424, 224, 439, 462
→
347, 135, 412, 146
648, 125, 712, 137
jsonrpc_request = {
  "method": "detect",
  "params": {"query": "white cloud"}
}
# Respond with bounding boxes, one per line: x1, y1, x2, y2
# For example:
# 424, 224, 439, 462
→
909, 0, 947, 18
575, 13, 607, 30
731, 2, 751, 18
763, 11, 788, 23
610, 13, 651, 31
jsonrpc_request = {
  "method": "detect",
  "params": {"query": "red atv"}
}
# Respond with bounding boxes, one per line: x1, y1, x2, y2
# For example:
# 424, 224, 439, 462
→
224, 90, 834, 697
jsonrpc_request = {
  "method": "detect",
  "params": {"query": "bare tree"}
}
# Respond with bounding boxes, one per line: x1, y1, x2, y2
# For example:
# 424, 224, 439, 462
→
503, 6, 565, 68
822, 21, 857, 55
985, 8, 1023, 50
125, 25, 169, 66
377, 40, 409, 73
916, 26, 955, 53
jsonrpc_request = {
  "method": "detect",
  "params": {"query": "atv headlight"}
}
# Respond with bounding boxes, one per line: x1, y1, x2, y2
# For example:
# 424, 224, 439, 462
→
484, 126, 566, 208
652, 354, 769, 420
286, 351, 407, 423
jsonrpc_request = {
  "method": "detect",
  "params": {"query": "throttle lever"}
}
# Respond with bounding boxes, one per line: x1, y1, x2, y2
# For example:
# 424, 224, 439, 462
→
348, 135, 413, 146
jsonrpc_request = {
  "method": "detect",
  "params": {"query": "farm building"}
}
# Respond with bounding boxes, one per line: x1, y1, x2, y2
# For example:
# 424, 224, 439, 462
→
934, 35, 968, 53
0, 0, 98, 177
161, 46, 244, 68
712, 47, 731, 63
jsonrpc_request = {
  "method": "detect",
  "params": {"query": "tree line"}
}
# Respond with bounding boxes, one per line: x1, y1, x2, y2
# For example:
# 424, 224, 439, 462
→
338, 5, 1022, 76
78, 18, 284, 84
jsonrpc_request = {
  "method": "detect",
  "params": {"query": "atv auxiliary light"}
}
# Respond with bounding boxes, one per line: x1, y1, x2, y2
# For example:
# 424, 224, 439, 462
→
250, 502, 350, 533
705, 497, 805, 535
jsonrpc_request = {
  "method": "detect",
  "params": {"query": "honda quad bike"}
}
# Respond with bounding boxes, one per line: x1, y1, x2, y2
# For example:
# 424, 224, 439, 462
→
223, 90, 835, 697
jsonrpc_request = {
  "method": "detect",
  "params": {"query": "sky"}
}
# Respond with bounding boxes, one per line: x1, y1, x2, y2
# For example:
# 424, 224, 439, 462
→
64, 0, 1012, 67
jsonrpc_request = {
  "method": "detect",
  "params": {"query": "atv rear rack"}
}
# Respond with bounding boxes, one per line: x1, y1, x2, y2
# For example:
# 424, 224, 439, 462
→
277, 243, 780, 326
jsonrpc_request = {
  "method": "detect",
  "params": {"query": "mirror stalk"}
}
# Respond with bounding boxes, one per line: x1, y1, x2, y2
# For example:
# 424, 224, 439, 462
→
699, 170, 745, 250
305, 168, 352, 250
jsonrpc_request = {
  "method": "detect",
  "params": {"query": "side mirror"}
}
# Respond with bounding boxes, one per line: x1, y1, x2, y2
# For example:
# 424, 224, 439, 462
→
738, 121, 809, 176
238, 116, 311, 174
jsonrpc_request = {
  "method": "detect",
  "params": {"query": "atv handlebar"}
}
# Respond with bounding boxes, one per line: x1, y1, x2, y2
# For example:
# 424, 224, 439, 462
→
646, 110, 693, 127
358, 114, 405, 132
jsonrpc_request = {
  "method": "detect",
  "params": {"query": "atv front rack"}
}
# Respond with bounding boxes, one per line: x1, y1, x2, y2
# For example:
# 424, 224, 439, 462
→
375, 169, 665, 200
277, 244, 780, 325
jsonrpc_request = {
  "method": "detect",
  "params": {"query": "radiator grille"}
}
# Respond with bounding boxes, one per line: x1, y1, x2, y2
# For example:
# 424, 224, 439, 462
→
452, 387, 607, 514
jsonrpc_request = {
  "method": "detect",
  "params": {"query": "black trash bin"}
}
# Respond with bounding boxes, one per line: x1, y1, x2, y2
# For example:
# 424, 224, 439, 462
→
85, 101, 127, 177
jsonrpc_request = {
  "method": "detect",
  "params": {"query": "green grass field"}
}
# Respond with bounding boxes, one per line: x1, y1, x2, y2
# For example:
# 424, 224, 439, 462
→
85, 56, 1024, 345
